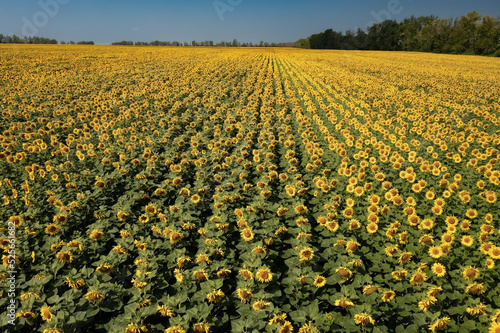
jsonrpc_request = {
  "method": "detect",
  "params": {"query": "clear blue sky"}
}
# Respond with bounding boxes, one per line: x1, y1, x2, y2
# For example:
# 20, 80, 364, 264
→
1, 0, 499, 44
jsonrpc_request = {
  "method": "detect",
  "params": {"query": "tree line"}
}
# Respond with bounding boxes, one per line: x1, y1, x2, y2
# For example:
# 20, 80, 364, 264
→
0, 34, 94, 45
112, 40, 294, 47
0, 34, 289, 48
296, 11, 500, 56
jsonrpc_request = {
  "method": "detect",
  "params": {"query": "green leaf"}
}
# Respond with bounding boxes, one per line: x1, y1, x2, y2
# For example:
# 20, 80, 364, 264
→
289, 310, 307, 323
47, 294, 60, 304
458, 320, 475, 333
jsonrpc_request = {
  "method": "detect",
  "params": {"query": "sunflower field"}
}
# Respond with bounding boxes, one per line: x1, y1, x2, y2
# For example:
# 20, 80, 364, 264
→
1, 45, 500, 333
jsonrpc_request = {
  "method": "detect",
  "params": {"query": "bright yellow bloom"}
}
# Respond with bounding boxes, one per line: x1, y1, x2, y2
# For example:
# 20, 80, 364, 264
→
256, 268, 273, 283
40, 306, 52, 322
354, 313, 375, 326
428, 317, 450, 331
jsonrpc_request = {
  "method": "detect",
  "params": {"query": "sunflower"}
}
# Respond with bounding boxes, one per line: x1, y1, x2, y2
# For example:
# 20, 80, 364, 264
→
236, 288, 253, 303
117, 229, 131, 238
89, 229, 103, 241
193, 269, 209, 282
345, 240, 360, 253
349, 219, 361, 230
40, 306, 52, 322
192, 322, 210, 333
154, 188, 167, 196
326, 220, 339, 232
269, 313, 288, 325
382, 290, 396, 302
191, 194, 201, 203
252, 300, 271, 311
240, 228, 254, 242
206, 290, 225, 303
239, 269, 254, 280
45, 224, 59, 235
398, 252, 412, 264
481, 224, 494, 234
466, 209, 478, 219
52, 214, 67, 225
117, 211, 129, 221
461, 235, 474, 246
489, 322, 500, 333
173, 268, 184, 283
277, 207, 288, 217
410, 271, 427, 285
441, 233, 454, 243
299, 248, 314, 261
488, 246, 500, 259
420, 219, 434, 230
366, 222, 378, 234
391, 270, 407, 281
252, 246, 266, 258
165, 327, 186, 333
480, 242, 494, 255
342, 207, 354, 218
428, 317, 450, 331
134, 240, 147, 251
294, 204, 308, 214
418, 297, 437, 312
354, 313, 375, 326
85, 290, 106, 304
138, 214, 149, 223
429, 246, 443, 259
385, 245, 399, 257
16, 310, 37, 319
465, 283, 484, 295
466, 303, 487, 316
56, 251, 73, 263
94, 180, 106, 188
491, 310, 500, 323
170, 231, 184, 244
256, 268, 273, 283
278, 321, 294, 333
462, 266, 479, 280
460, 219, 471, 231
427, 286, 443, 297
313, 275, 327, 287
431, 263, 446, 277
96, 263, 113, 274
431, 205, 443, 215
196, 254, 212, 264
334, 298, 355, 309
336, 267, 352, 280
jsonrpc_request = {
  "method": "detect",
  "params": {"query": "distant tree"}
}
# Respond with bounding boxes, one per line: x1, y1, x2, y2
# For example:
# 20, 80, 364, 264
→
325, 29, 342, 49
341, 29, 356, 49
302, 11, 499, 56
456, 11, 482, 53
400, 15, 435, 51
295, 38, 310, 49
476, 15, 500, 55
10, 34, 22, 43
355, 28, 368, 50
